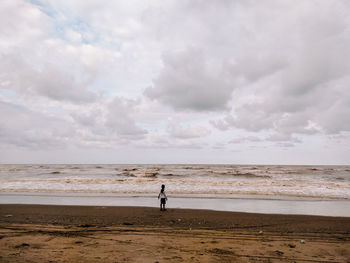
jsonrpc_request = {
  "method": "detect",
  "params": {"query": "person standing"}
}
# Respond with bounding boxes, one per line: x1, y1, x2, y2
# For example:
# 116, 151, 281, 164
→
158, 184, 167, 211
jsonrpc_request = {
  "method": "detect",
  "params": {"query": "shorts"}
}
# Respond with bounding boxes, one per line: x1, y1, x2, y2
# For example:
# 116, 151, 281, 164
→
161, 198, 166, 204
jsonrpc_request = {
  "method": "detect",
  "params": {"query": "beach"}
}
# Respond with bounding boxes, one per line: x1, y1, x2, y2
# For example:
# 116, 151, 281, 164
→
1, 205, 349, 262
1, 165, 349, 262
2, 0, 350, 261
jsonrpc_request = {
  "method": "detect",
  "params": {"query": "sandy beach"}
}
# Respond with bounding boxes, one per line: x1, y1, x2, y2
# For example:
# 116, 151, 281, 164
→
0, 205, 349, 262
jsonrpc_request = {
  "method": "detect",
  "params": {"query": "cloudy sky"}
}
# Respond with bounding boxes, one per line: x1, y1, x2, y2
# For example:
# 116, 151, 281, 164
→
1, 0, 349, 164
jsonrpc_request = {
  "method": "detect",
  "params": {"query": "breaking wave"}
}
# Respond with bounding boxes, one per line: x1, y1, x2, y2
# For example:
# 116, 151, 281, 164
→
0, 164, 349, 199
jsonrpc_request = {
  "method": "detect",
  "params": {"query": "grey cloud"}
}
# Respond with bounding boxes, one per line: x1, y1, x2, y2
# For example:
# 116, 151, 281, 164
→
0, 55, 97, 103
231, 55, 287, 83
0, 101, 74, 149
0, 96, 148, 151
143, 0, 350, 142
281, 41, 350, 97
210, 1, 350, 141
212, 142, 227, 149
316, 94, 350, 134
2, 0, 350, 161
229, 136, 262, 144
209, 116, 233, 131
70, 97, 148, 141
70, 110, 100, 128
169, 123, 210, 139
267, 133, 301, 144
106, 97, 147, 138
145, 48, 286, 113
275, 142, 295, 148
144, 47, 234, 111
140, 133, 204, 149
211, 109, 278, 133
228, 134, 301, 147
32, 66, 97, 103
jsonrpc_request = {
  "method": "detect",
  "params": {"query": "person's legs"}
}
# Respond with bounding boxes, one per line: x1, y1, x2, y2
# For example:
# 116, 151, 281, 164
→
160, 198, 166, 211
162, 198, 166, 211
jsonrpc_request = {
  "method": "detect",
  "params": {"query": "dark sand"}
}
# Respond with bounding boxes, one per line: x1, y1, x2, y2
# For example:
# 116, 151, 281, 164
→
0, 204, 349, 262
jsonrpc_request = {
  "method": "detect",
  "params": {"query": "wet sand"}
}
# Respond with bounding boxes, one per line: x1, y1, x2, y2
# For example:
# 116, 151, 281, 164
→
2, 192, 350, 217
0, 204, 349, 262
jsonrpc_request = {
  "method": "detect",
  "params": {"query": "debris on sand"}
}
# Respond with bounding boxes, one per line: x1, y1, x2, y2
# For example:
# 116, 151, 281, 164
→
15, 243, 30, 248
4, 214, 13, 217
275, 250, 284, 256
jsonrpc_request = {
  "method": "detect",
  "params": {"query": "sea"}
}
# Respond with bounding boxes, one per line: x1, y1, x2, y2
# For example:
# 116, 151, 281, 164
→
1, 164, 349, 217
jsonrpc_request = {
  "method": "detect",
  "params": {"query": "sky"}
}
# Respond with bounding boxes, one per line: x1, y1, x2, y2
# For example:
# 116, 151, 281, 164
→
0, 0, 349, 164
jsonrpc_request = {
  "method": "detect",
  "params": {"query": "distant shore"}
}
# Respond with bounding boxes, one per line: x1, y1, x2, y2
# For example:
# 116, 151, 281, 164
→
1, 204, 349, 262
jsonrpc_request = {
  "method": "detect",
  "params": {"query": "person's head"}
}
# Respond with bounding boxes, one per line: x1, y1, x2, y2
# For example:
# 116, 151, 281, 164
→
161, 184, 165, 191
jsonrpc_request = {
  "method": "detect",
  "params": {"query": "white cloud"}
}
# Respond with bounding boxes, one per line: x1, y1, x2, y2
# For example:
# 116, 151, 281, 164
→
0, 0, 49, 49
65, 29, 82, 43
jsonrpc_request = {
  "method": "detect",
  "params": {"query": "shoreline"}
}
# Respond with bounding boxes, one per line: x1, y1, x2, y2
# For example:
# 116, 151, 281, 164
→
2, 191, 349, 200
1, 204, 349, 262
1, 192, 350, 217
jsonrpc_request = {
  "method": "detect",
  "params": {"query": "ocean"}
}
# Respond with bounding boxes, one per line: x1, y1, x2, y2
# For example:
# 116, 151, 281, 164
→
1, 164, 349, 216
